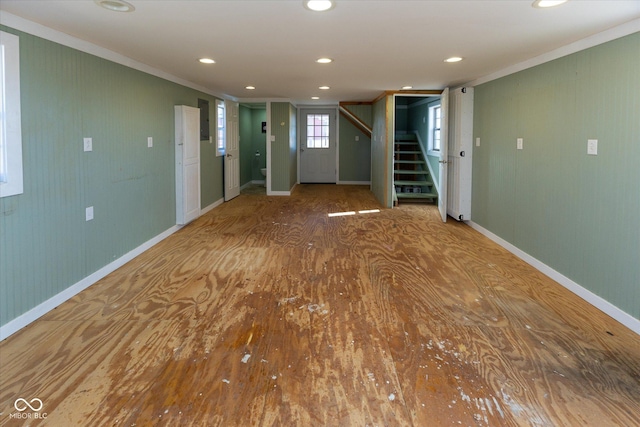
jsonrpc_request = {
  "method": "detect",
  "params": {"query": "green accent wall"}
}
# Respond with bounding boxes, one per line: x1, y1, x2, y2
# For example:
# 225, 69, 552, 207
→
371, 96, 393, 208
270, 102, 297, 193
339, 104, 371, 183
0, 26, 224, 327
472, 33, 640, 319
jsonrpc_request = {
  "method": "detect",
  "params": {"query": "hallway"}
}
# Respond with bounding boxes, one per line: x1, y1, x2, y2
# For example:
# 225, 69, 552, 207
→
1, 185, 638, 426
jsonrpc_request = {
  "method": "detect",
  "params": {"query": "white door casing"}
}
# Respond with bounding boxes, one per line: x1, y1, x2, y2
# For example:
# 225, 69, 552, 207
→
224, 100, 240, 201
175, 105, 201, 225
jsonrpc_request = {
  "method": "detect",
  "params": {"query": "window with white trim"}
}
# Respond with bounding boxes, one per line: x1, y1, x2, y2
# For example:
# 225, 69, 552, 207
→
428, 102, 441, 154
0, 31, 23, 198
216, 99, 225, 156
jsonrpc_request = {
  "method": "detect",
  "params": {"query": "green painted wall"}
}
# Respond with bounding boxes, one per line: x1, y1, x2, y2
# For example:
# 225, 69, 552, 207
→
395, 105, 408, 133
270, 102, 297, 192
339, 114, 371, 182
371, 96, 393, 208
0, 26, 223, 327
472, 33, 640, 319
344, 104, 373, 128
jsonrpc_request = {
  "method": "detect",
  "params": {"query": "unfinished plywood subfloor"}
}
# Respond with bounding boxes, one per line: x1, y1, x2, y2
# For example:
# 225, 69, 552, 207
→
1, 185, 638, 426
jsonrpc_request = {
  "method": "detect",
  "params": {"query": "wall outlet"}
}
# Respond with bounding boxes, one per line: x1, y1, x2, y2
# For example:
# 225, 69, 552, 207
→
355, 136, 360, 142
587, 139, 598, 155
83, 137, 92, 152
147, 137, 153, 148
86, 206, 94, 221
517, 138, 523, 150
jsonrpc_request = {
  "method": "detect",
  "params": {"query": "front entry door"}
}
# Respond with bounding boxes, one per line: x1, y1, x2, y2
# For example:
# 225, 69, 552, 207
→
300, 108, 336, 183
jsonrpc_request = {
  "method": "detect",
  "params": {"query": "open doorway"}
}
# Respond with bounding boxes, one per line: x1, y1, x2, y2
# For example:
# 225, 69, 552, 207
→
393, 95, 443, 206
239, 103, 267, 194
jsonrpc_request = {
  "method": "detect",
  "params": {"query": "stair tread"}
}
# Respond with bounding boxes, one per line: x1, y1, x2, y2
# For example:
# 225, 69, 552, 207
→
394, 180, 434, 186
396, 192, 438, 199
394, 170, 429, 174
394, 150, 422, 154
395, 160, 425, 164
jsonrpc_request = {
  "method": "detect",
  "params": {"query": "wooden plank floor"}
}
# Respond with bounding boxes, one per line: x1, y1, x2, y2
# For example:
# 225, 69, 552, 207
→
1, 184, 639, 426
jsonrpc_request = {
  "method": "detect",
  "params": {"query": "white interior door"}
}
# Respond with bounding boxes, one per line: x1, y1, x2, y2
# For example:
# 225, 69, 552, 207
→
438, 88, 449, 222
224, 100, 240, 201
175, 105, 201, 225
300, 108, 336, 183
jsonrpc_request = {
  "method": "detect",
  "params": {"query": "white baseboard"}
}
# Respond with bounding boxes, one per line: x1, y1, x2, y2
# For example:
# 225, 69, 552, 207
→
0, 225, 182, 340
201, 197, 224, 215
251, 180, 266, 185
338, 181, 371, 185
468, 221, 639, 335
268, 182, 296, 196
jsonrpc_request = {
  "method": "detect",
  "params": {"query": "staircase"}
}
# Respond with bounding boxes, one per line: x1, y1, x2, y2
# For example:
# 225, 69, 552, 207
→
393, 133, 437, 205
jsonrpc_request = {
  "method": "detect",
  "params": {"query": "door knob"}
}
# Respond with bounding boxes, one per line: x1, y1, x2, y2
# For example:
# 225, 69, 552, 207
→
226, 153, 232, 158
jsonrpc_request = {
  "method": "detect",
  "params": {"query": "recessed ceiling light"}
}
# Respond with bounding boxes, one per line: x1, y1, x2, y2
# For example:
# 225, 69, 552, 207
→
444, 57, 463, 63
94, 0, 135, 12
316, 58, 333, 64
319, 86, 330, 90
245, 86, 256, 90
532, 0, 568, 8
311, 96, 320, 100
402, 86, 413, 90
199, 58, 215, 64
304, 1, 335, 12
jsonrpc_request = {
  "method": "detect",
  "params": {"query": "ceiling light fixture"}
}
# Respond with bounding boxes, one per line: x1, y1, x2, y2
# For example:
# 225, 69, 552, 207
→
532, 0, 568, 8
316, 58, 333, 64
304, 1, 335, 12
444, 57, 463, 63
319, 86, 330, 90
245, 86, 256, 90
94, 0, 135, 12
199, 58, 215, 64
402, 86, 413, 90
311, 96, 320, 100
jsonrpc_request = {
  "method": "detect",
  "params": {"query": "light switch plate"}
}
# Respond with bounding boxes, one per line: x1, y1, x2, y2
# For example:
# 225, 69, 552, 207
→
86, 206, 94, 221
517, 138, 523, 150
147, 137, 153, 148
83, 137, 92, 152
476, 137, 480, 147
270, 135, 276, 142
587, 139, 598, 155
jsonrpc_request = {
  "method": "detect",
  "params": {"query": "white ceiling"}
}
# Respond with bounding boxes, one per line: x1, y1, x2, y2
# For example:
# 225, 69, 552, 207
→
1, 1, 639, 104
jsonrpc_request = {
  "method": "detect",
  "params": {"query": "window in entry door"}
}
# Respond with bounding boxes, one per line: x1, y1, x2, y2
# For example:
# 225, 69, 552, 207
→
306, 114, 330, 148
